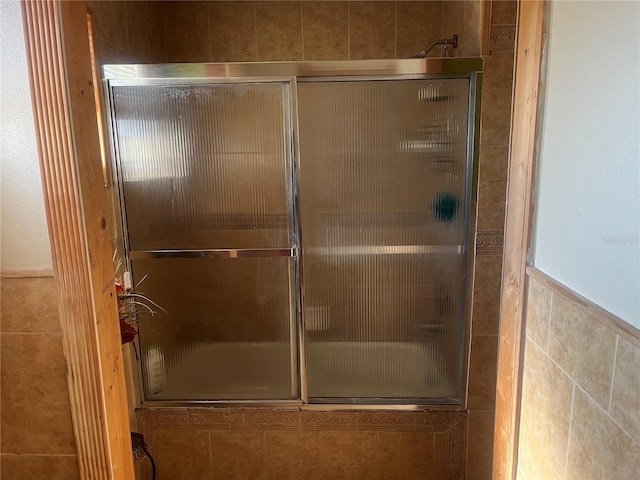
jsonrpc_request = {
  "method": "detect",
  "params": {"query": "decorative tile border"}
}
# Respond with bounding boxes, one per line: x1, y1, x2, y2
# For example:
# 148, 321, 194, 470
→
301, 411, 358, 430
490, 25, 517, 52
356, 412, 415, 431
188, 408, 244, 429
137, 409, 189, 429
417, 412, 466, 478
415, 411, 457, 431
450, 414, 467, 480
476, 231, 504, 256
244, 410, 301, 430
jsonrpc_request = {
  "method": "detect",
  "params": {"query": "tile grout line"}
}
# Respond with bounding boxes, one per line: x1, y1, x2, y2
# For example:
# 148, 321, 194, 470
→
206, 3, 212, 61
552, 356, 638, 446
563, 382, 576, 480
576, 382, 640, 447
263, 430, 267, 480
432, 430, 436, 476
347, 1, 350, 60
123, 1, 130, 55
161, 2, 168, 63
300, 2, 304, 61
525, 333, 628, 438
394, 1, 397, 59
545, 288, 554, 353
254, 5, 259, 62
464, 414, 470, 479
440, 0, 445, 46
144, 1, 153, 63
528, 336, 576, 389
525, 330, 547, 356
209, 431, 214, 480
376, 430, 380, 480
320, 429, 325, 480
607, 335, 619, 414
533, 299, 630, 435
206, 3, 212, 62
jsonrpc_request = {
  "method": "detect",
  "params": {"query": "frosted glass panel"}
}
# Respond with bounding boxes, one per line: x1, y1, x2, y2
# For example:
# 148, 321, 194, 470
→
298, 79, 470, 400
111, 83, 290, 251
133, 257, 297, 400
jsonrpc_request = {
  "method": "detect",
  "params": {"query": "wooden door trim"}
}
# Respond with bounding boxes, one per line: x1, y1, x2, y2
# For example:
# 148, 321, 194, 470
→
493, 1, 549, 479
20, 1, 134, 478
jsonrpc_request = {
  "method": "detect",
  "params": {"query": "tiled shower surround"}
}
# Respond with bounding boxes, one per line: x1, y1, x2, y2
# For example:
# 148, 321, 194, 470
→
90, 2, 516, 479
136, 409, 466, 479
87, 1, 486, 66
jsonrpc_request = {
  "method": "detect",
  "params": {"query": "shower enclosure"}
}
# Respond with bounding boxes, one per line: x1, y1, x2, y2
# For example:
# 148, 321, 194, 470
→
104, 58, 482, 406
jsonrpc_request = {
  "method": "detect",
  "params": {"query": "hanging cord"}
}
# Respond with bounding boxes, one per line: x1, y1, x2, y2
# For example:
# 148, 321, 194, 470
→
414, 34, 458, 58
131, 432, 156, 480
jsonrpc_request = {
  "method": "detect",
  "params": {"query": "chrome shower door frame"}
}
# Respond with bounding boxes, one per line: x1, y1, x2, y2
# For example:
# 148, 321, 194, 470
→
103, 58, 483, 408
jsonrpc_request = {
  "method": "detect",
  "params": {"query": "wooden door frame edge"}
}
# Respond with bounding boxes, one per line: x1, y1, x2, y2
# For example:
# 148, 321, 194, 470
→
493, 1, 549, 479
20, 1, 135, 478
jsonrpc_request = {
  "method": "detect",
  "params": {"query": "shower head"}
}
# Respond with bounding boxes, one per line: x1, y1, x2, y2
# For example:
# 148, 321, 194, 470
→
414, 34, 459, 58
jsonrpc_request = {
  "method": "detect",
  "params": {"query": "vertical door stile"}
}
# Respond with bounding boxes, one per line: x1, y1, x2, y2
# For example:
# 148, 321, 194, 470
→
290, 76, 308, 403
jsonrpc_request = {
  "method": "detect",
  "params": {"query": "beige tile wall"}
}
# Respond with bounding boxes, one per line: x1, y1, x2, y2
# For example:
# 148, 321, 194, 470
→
466, 2, 517, 479
87, 1, 484, 65
517, 270, 640, 480
442, 0, 482, 57
137, 409, 467, 480
87, 1, 166, 65
0, 276, 80, 479
156, 1, 461, 62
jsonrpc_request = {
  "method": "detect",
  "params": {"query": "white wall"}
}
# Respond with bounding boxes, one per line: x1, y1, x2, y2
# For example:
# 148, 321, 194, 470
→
533, 0, 640, 326
0, 0, 52, 271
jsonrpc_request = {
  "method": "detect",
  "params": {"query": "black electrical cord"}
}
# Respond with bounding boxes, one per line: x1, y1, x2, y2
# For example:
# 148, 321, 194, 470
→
142, 443, 156, 480
131, 432, 156, 480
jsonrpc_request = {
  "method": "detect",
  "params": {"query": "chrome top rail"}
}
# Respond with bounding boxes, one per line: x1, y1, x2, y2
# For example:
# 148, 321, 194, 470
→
129, 248, 296, 260
103, 58, 483, 83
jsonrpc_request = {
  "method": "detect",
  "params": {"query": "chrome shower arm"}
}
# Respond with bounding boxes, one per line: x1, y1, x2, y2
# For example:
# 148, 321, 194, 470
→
415, 34, 458, 58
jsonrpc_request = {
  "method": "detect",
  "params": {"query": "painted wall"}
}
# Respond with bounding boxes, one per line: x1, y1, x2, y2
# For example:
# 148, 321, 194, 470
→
533, 0, 640, 326
0, 0, 52, 272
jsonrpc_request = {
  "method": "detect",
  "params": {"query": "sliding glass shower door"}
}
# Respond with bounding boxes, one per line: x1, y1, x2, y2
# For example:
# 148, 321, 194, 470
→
106, 61, 479, 405
297, 79, 471, 401
110, 82, 299, 400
